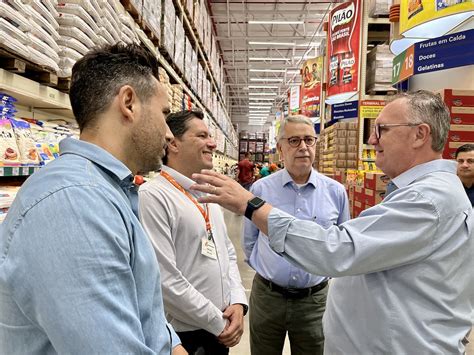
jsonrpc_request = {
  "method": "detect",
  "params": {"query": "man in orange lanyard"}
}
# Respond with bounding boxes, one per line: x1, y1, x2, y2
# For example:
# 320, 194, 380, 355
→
139, 110, 248, 355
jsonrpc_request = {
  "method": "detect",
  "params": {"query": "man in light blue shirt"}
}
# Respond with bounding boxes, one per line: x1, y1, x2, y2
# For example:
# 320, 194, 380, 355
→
243, 115, 349, 354
0, 44, 186, 354
193, 90, 473, 354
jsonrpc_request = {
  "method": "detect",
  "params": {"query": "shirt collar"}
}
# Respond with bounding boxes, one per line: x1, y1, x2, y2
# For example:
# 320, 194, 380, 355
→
161, 165, 205, 197
391, 159, 457, 189
59, 137, 134, 185
281, 168, 318, 188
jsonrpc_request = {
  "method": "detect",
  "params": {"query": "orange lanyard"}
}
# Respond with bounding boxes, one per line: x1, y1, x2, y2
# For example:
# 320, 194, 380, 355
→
160, 170, 213, 239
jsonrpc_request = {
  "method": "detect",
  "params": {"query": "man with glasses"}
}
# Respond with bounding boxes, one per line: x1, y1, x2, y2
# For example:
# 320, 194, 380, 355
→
455, 143, 474, 206
192, 90, 473, 354
243, 115, 349, 355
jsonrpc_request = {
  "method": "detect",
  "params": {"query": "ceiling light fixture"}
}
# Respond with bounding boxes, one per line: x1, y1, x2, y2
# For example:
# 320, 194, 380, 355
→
248, 92, 277, 96
248, 85, 280, 89
248, 41, 295, 46
250, 78, 283, 82
249, 57, 290, 61
249, 69, 286, 73
248, 20, 304, 25
249, 97, 276, 101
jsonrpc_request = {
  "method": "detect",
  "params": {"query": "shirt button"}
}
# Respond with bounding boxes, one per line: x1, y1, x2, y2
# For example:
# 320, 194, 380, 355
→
296, 208, 301, 212
297, 192, 301, 196
292, 276, 297, 280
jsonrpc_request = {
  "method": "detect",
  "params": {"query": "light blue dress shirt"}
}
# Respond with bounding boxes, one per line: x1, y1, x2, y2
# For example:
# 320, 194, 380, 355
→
243, 169, 350, 288
0, 138, 180, 354
268, 160, 473, 354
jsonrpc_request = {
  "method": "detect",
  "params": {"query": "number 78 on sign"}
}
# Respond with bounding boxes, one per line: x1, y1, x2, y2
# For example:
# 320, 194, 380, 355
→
392, 46, 415, 84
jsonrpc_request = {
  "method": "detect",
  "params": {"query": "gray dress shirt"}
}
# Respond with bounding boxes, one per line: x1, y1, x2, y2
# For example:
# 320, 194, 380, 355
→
268, 160, 473, 354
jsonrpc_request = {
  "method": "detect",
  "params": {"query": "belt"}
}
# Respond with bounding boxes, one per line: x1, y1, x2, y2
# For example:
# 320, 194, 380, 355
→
256, 274, 328, 299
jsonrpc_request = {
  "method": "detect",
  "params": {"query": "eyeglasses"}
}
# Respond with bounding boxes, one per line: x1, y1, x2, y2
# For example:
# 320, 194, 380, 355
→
281, 136, 317, 147
374, 123, 422, 140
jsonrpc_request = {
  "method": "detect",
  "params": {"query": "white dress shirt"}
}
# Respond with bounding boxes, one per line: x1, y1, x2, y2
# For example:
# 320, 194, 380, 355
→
139, 166, 247, 336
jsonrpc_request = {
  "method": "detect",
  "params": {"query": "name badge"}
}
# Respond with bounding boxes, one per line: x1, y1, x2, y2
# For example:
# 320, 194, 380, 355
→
201, 237, 217, 259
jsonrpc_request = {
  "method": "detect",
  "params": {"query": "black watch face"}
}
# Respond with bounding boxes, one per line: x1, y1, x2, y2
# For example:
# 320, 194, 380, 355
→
249, 197, 265, 208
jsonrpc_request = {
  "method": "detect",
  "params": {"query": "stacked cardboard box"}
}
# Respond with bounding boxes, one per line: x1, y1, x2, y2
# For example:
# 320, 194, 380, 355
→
161, 0, 175, 57
366, 44, 394, 93
171, 84, 184, 112
319, 121, 358, 175
438, 89, 474, 159
184, 37, 192, 83
158, 68, 173, 106
368, 0, 391, 17
364, 172, 390, 208
174, 18, 185, 73
142, 0, 161, 41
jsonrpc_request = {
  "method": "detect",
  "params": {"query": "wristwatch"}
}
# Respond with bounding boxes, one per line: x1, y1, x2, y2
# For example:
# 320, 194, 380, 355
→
245, 196, 266, 220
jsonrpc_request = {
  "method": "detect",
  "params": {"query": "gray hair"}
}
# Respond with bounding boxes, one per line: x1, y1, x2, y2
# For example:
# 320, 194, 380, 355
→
277, 115, 315, 141
388, 90, 450, 152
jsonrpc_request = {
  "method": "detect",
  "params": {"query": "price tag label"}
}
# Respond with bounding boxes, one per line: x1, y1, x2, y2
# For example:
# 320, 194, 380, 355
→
22, 167, 29, 175
12, 167, 20, 176
0, 167, 4, 176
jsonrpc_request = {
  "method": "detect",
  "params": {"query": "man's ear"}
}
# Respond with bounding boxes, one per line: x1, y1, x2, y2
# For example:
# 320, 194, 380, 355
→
118, 85, 137, 123
277, 142, 284, 160
166, 137, 180, 155
413, 123, 431, 149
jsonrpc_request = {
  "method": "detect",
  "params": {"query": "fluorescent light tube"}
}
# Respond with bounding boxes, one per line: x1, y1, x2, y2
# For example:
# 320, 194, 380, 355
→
249, 69, 286, 73
249, 41, 295, 46
250, 78, 283, 82
249, 57, 290, 61
249, 20, 304, 25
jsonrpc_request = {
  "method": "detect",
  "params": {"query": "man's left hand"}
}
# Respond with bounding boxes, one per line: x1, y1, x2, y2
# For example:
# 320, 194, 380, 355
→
217, 304, 245, 347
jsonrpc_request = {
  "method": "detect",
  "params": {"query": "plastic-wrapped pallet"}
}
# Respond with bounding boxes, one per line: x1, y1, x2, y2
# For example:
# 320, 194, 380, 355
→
143, 0, 161, 41
119, 12, 139, 44
366, 44, 394, 93
193, 0, 202, 42
161, 0, 175, 57
185, 37, 192, 82
0, 3, 31, 60
368, 0, 391, 17
174, 17, 185, 73
191, 49, 198, 93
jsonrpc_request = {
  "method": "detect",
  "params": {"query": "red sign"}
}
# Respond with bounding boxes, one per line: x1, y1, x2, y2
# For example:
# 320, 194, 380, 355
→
326, 0, 361, 98
301, 56, 323, 117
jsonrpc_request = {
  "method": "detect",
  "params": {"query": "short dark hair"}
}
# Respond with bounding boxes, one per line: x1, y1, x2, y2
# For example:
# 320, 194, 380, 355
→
163, 110, 204, 165
455, 144, 474, 159
70, 43, 160, 131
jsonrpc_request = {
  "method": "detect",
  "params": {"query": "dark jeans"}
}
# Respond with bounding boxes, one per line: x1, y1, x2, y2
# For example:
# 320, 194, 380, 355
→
249, 274, 327, 355
177, 330, 229, 355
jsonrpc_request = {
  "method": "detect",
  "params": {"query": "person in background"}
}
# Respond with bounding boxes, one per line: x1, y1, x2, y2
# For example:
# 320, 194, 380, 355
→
237, 152, 254, 190
0, 43, 186, 354
259, 163, 270, 178
455, 143, 474, 206
243, 115, 350, 355
191, 90, 473, 354
139, 110, 247, 355
270, 163, 279, 174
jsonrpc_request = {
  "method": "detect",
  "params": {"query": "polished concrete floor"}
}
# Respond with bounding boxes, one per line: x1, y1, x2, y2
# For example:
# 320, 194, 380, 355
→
222, 209, 473, 355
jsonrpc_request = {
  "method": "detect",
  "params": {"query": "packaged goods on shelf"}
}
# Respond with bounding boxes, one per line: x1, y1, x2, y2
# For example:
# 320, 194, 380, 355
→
161, 0, 176, 57
57, 36, 89, 55
193, 0, 203, 42
191, 50, 198, 92
438, 89, 474, 159
56, 13, 100, 44
10, 119, 40, 165
56, 4, 99, 36
368, 0, 391, 17
58, 26, 95, 49
142, 0, 161, 41
174, 18, 185, 73
0, 2, 31, 31
366, 44, 394, 93
0, 119, 21, 166
0, 186, 20, 224
184, 37, 192, 82
0, 19, 31, 60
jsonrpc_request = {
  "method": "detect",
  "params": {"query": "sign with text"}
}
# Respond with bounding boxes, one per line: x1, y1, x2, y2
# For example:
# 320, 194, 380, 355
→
392, 29, 474, 84
360, 100, 385, 119
289, 86, 301, 113
400, 0, 474, 34
326, 0, 361, 98
331, 100, 359, 121
301, 56, 323, 117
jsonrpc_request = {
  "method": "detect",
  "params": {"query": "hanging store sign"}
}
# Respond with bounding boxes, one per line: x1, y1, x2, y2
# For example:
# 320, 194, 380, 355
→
326, 0, 361, 99
289, 86, 301, 113
392, 29, 474, 84
331, 100, 359, 121
399, 0, 474, 35
301, 56, 323, 118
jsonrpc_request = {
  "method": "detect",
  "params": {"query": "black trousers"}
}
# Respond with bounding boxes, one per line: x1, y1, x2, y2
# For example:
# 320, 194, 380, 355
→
177, 330, 229, 355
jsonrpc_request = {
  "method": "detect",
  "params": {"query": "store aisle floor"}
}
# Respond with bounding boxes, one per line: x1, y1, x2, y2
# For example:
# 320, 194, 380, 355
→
222, 208, 474, 355
223, 209, 291, 355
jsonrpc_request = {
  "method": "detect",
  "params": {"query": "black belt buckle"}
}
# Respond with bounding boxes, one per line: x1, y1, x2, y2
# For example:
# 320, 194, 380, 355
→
284, 287, 307, 299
